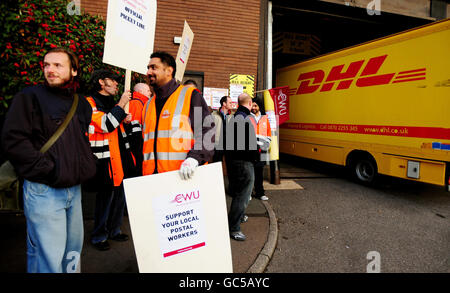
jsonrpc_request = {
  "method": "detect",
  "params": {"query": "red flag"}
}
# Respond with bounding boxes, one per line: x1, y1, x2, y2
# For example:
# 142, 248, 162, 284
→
268, 86, 290, 126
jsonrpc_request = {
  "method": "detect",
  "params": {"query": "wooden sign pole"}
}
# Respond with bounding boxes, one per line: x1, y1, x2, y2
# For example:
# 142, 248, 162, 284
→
124, 69, 132, 113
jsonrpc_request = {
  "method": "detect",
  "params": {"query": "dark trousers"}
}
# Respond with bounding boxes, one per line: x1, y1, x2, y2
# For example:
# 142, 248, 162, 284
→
228, 160, 255, 233
91, 183, 126, 244
253, 162, 265, 197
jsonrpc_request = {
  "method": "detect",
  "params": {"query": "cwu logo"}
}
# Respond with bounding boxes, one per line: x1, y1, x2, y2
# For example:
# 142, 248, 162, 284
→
171, 190, 200, 204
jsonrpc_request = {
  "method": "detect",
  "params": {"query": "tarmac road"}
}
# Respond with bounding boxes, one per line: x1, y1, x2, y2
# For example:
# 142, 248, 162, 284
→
264, 155, 450, 273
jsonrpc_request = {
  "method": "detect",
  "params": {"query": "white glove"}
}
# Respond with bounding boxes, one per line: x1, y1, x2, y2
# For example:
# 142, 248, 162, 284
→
179, 157, 199, 180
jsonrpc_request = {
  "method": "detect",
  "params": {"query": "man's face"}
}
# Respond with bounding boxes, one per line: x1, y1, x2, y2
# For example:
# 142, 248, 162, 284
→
43, 52, 77, 87
99, 78, 119, 96
251, 102, 260, 114
224, 97, 232, 110
146, 57, 173, 88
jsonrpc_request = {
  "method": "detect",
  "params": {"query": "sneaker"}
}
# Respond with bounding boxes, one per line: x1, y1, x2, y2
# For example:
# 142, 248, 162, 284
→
254, 195, 269, 201
92, 240, 110, 251
230, 231, 246, 241
241, 215, 249, 223
109, 233, 129, 242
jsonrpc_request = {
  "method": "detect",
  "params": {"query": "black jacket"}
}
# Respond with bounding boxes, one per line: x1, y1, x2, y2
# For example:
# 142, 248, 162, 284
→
89, 91, 137, 184
225, 105, 259, 162
1, 84, 97, 187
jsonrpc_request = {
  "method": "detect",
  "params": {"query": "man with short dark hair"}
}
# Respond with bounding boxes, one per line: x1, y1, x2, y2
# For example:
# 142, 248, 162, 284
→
1, 47, 97, 272
212, 95, 233, 163
183, 79, 198, 88
142, 51, 214, 179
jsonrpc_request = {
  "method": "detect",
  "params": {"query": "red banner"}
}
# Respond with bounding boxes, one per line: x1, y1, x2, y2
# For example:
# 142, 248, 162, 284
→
268, 86, 290, 125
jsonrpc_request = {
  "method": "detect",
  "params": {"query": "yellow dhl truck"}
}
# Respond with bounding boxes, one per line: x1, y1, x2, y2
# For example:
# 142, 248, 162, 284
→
276, 19, 450, 188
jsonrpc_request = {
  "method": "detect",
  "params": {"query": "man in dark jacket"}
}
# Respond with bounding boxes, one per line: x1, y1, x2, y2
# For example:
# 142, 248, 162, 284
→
1, 47, 97, 273
225, 93, 259, 241
86, 69, 135, 251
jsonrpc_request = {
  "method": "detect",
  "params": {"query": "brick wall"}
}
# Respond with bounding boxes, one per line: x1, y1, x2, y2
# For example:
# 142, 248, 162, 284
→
81, 0, 262, 89
81, 0, 108, 19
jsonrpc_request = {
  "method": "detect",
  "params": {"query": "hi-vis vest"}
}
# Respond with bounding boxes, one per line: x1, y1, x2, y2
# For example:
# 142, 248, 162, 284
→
86, 97, 129, 186
129, 91, 150, 134
142, 86, 195, 175
255, 114, 271, 161
256, 115, 271, 139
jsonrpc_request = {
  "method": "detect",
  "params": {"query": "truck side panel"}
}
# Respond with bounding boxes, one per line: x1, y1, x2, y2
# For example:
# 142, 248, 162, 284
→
276, 20, 450, 185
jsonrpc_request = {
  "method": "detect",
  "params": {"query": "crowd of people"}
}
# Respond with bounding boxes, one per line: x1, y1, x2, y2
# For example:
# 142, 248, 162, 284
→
0, 48, 272, 273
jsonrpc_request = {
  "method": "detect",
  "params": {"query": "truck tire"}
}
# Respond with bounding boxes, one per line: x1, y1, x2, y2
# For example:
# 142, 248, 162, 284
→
353, 157, 377, 185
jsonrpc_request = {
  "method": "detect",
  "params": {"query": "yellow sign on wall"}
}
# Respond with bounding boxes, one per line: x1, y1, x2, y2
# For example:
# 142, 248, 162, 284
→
230, 74, 255, 98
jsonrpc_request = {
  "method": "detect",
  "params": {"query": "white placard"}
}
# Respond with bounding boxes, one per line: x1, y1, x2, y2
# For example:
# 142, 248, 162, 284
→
123, 163, 233, 273
153, 189, 206, 258
229, 83, 243, 102
175, 21, 194, 82
103, 0, 156, 74
204, 87, 229, 109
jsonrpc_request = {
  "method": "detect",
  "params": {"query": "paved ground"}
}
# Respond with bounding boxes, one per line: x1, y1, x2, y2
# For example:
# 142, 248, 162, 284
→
0, 188, 272, 273
264, 156, 450, 273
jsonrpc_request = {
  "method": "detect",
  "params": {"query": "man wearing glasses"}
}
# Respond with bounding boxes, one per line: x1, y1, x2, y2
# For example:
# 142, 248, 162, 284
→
86, 69, 136, 251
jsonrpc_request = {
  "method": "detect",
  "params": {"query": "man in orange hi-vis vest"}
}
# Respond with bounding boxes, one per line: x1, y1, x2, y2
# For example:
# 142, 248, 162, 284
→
142, 51, 214, 179
86, 69, 136, 251
127, 83, 153, 176
251, 100, 271, 201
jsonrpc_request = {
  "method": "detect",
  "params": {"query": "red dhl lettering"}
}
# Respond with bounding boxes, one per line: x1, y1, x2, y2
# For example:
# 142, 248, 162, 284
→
293, 55, 426, 95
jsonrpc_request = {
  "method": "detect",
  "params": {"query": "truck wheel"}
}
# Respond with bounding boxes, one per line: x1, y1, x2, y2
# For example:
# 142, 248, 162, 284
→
353, 157, 377, 185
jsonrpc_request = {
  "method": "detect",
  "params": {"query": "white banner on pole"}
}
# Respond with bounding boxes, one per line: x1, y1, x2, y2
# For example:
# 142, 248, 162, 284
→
123, 163, 233, 273
175, 21, 194, 82
103, 0, 157, 74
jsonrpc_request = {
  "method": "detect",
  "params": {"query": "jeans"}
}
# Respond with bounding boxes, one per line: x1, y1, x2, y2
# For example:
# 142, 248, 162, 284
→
228, 160, 255, 233
23, 180, 83, 273
91, 184, 126, 244
253, 162, 265, 197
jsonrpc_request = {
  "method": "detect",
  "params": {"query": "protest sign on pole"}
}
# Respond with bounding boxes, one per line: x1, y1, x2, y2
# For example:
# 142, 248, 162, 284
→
123, 163, 233, 273
268, 86, 290, 126
103, 0, 157, 112
263, 89, 280, 161
175, 21, 194, 83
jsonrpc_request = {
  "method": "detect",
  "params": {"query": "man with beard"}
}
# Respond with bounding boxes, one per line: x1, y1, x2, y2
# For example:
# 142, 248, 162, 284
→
250, 100, 271, 201
1, 47, 97, 272
142, 51, 214, 179
86, 69, 135, 251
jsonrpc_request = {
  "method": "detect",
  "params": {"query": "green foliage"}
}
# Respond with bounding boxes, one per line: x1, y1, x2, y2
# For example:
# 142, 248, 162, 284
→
0, 0, 147, 117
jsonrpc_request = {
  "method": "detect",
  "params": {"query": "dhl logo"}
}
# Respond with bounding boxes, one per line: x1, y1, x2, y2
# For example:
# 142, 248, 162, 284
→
289, 55, 426, 95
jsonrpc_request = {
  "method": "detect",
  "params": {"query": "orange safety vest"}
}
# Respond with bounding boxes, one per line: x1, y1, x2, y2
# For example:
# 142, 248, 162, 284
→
129, 91, 150, 133
141, 85, 195, 175
86, 96, 128, 186
256, 115, 271, 138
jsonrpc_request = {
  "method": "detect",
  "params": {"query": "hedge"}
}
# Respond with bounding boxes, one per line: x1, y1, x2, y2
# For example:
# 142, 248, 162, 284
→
0, 0, 147, 118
